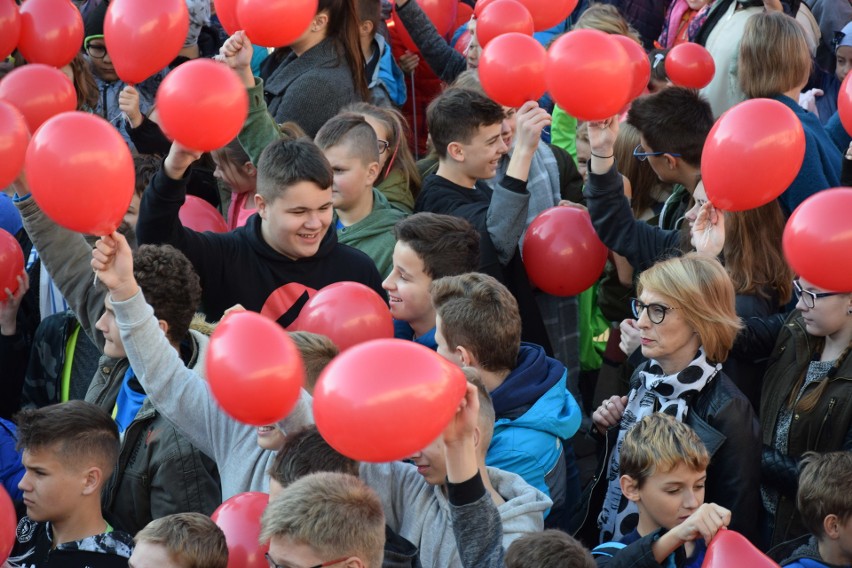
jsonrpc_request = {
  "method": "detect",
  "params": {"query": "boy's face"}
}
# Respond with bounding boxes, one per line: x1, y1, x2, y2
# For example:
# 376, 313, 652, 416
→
382, 241, 435, 330
124, 193, 141, 229
457, 123, 508, 181
638, 134, 677, 184
19, 445, 90, 523
626, 464, 706, 532
837, 46, 852, 83
257, 424, 287, 451
86, 37, 119, 83
575, 135, 591, 183
96, 296, 127, 358
129, 541, 182, 568
408, 435, 447, 486
323, 143, 379, 213
256, 182, 334, 260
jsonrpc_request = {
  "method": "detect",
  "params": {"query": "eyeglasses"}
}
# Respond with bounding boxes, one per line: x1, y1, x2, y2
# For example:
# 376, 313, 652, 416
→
631, 298, 679, 324
793, 279, 844, 309
265, 553, 349, 568
377, 139, 390, 154
84, 34, 107, 59
633, 144, 682, 162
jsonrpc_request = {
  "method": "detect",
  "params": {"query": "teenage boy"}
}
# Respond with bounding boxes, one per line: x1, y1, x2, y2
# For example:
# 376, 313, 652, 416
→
14, 194, 221, 535
314, 113, 406, 278
776, 452, 852, 568
382, 213, 480, 348
360, 373, 551, 568
261, 472, 387, 568
430, 272, 583, 528
9, 401, 135, 568
135, 139, 385, 326
591, 414, 731, 568
129, 513, 228, 568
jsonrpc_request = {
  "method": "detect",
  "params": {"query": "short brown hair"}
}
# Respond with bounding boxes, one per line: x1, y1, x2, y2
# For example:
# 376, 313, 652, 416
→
16, 400, 119, 475
798, 452, 852, 538
261, 472, 385, 568
289, 331, 339, 392
393, 213, 479, 279
738, 11, 811, 99
505, 530, 596, 568
315, 113, 380, 166
135, 513, 228, 568
432, 272, 520, 372
620, 414, 709, 489
257, 138, 334, 201
637, 253, 741, 363
269, 425, 359, 487
426, 87, 505, 159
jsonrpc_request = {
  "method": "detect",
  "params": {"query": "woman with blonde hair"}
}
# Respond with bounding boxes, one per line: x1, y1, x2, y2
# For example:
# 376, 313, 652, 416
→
586, 253, 761, 544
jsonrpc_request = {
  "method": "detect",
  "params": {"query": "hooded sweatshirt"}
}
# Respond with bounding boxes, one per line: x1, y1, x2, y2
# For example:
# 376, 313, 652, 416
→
781, 536, 841, 568
9, 519, 134, 568
336, 188, 406, 278
360, 461, 550, 568
487, 343, 582, 512
136, 167, 385, 324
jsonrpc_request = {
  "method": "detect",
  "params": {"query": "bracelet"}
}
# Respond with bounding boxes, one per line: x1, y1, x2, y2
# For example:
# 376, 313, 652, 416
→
591, 152, 614, 159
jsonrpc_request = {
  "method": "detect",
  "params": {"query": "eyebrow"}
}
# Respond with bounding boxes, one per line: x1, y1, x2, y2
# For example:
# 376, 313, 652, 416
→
286, 202, 333, 213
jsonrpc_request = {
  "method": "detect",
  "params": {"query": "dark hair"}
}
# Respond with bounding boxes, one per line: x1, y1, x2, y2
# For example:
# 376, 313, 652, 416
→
256, 138, 334, 200
315, 113, 380, 165
649, 48, 669, 82
134, 244, 202, 344
355, 0, 382, 33
269, 425, 359, 487
321, 0, 370, 101
505, 530, 596, 568
798, 451, 852, 537
626, 87, 713, 167
212, 138, 251, 170
16, 400, 119, 474
68, 52, 98, 111
393, 213, 480, 278
426, 87, 505, 159
134, 154, 161, 199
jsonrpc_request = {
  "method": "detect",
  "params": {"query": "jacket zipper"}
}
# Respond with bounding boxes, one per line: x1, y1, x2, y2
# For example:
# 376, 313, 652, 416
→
814, 397, 837, 448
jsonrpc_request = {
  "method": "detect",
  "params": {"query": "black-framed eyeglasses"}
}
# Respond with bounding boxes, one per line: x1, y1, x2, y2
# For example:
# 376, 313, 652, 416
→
793, 279, 843, 309
631, 298, 678, 324
377, 139, 390, 154
265, 552, 349, 568
633, 144, 682, 162
84, 34, 107, 59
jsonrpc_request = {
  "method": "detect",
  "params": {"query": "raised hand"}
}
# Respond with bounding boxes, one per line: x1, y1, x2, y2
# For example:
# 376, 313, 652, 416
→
91, 232, 139, 302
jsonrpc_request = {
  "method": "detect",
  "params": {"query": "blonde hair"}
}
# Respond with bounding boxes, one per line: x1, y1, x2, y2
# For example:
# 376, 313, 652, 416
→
573, 3, 641, 43
638, 253, 742, 363
260, 472, 385, 568
135, 513, 228, 568
288, 331, 339, 392
620, 414, 709, 488
738, 11, 811, 98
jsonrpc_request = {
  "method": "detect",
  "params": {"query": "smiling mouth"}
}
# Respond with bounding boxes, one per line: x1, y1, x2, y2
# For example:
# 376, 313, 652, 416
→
388, 295, 402, 303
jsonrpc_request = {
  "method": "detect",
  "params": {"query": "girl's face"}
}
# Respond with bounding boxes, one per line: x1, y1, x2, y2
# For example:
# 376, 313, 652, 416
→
212, 151, 256, 194
362, 114, 393, 170
837, 46, 852, 84
685, 0, 709, 10
794, 278, 852, 339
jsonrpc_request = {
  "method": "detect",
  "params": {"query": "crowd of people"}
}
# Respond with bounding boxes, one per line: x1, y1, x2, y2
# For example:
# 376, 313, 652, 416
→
1, 0, 852, 566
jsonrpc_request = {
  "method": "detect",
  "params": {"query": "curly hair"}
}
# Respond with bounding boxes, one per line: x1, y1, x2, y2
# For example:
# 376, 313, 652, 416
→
133, 245, 202, 344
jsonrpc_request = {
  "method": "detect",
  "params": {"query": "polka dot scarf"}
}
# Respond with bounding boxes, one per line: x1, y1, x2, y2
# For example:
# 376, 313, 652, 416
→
598, 348, 721, 542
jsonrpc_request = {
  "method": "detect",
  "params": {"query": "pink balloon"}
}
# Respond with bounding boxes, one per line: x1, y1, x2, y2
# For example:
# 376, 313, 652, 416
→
179, 196, 229, 233
17, 0, 83, 67
703, 530, 779, 568
0, 0, 20, 60
0, 100, 29, 188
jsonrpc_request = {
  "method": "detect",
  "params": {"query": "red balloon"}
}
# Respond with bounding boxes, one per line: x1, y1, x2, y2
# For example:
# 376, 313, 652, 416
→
454, 29, 472, 55
703, 529, 780, 568
214, 0, 241, 35
0, 228, 24, 297
156, 59, 249, 152
0, 100, 29, 188
314, 339, 468, 462
455, 1, 474, 28
419, 0, 458, 36
179, 195, 229, 233
522, 206, 608, 296
237, 0, 318, 47
25, 112, 134, 235
783, 188, 852, 293
211, 492, 270, 568
206, 311, 305, 426
474, 0, 499, 18
17, 0, 83, 68
838, 72, 852, 137
665, 42, 715, 89
702, 98, 805, 211
546, 29, 632, 121
476, 0, 534, 48
613, 35, 650, 102
517, 0, 578, 31
479, 33, 547, 107
295, 282, 393, 351
105, 0, 189, 85
0, 64, 77, 133
0, 486, 14, 564
0, 0, 20, 60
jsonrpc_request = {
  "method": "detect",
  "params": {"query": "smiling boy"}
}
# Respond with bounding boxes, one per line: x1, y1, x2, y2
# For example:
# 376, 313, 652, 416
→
135, 139, 384, 326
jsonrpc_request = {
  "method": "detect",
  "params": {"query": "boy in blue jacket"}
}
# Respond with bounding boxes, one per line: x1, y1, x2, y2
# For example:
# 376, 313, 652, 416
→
430, 271, 582, 529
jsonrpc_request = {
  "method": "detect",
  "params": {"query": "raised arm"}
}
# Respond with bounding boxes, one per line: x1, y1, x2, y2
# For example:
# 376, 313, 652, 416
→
394, 0, 468, 83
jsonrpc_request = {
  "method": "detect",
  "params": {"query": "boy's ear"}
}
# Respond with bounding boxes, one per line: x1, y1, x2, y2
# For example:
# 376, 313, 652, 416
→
81, 466, 103, 496
358, 19, 374, 38
255, 193, 268, 217
824, 514, 841, 540
663, 153, 678, 170
456, 345, 474, 367
620, 475, 641, 502
157, 319, 170, 339
447, 141, 465, 162
366, 161, 380, 187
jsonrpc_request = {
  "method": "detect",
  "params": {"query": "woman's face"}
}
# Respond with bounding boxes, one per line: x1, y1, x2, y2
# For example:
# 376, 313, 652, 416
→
794, 278, 852, 339
636, 288, 701, 374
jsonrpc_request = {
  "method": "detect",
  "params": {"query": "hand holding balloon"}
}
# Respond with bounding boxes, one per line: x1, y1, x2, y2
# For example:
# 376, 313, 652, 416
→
91, 232, 139, 302
219, 30, 255, 88
0, 271, 28, 336
652, 504, 731, 563
164, 142, 204, 180
690, 202, 725, 257
118, 86, 143, 128
398, 51, 420, 74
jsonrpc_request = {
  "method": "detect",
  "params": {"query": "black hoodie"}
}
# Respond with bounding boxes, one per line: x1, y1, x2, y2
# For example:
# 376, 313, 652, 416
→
137, 167, 385, 326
